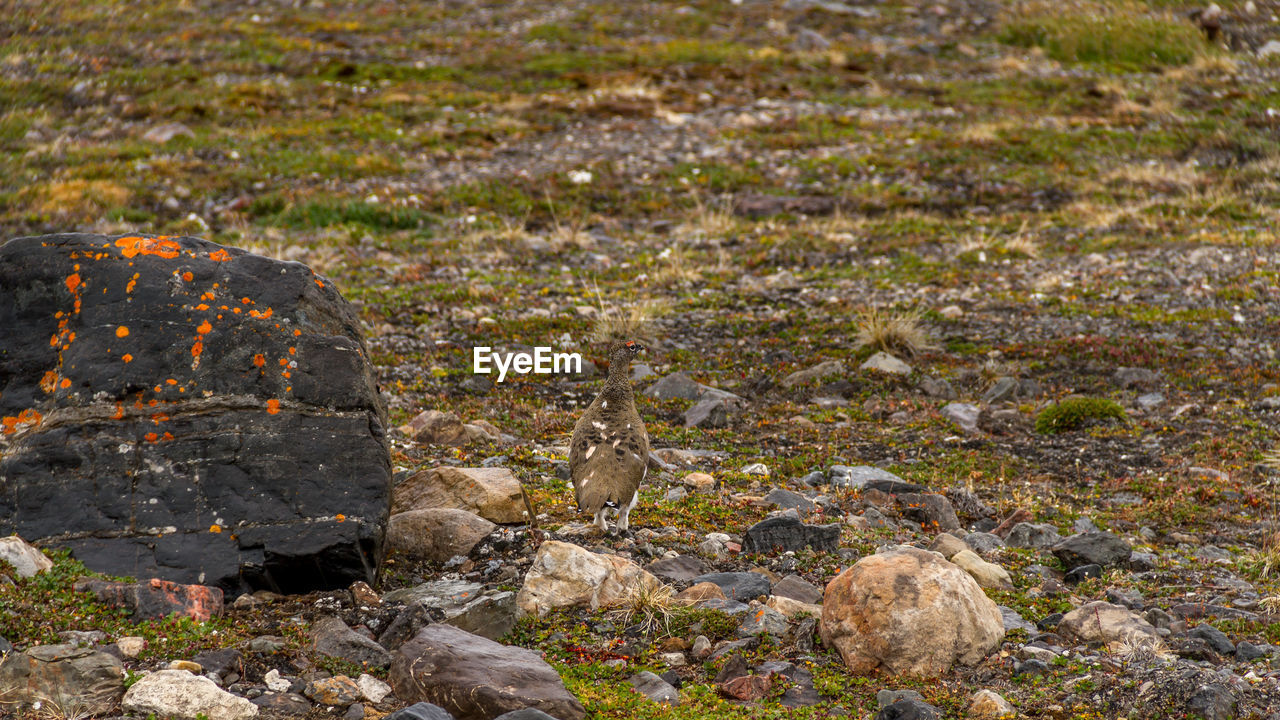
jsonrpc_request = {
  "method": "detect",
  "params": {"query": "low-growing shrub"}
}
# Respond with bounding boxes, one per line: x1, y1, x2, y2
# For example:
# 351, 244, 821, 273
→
1035, 397, 1126, 433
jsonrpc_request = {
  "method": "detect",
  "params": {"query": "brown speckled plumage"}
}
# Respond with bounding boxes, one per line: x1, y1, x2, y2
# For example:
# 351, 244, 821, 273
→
569, 341, 648, 532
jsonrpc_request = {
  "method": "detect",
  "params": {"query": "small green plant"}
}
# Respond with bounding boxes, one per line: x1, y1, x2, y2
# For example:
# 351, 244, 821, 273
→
1034, 397, 1126, 433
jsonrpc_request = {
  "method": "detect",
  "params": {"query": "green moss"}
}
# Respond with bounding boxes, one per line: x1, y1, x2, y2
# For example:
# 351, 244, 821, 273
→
1034, 397, 1126, 434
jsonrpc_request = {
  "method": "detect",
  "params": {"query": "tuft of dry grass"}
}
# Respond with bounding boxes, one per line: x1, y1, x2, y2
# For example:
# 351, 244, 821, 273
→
809, 206, 865, 243
607, 582, 681, 636
1105, 161, 1202, 195
1244, 455, 1280, 580
1003, 230, 1040, 258
650, 243, 703, 287
587, 282, 668, 346
854, 306, 935, 357
955, 225, 1039, 259
678, 193, 737, 240
1166, 54, 1239, 81
958, 120, 1019, 146
1112, 628, 1167, 666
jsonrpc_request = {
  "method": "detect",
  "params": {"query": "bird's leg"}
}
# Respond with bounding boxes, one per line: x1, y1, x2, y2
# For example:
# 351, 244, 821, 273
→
615, 491, 638, 533
593, 509, 609, 532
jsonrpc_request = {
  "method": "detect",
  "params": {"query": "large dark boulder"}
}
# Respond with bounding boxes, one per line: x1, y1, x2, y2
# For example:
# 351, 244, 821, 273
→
0, 233, 390, 594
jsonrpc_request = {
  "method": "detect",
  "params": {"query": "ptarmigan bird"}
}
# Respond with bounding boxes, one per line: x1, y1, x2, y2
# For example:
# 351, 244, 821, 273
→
569, 340, 648, 534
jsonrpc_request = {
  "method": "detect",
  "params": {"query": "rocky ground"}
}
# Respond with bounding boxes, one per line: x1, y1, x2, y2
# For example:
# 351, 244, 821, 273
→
4, 0, 1280, 718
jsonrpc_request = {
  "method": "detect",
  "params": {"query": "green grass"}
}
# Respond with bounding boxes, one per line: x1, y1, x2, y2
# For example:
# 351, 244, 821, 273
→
267, 200, 436, 230
998, 3, 1211, 69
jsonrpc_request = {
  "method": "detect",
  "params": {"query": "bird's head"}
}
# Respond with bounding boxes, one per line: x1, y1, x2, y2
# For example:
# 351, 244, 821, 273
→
611, 339, 645, 359
607, 340, 645, 376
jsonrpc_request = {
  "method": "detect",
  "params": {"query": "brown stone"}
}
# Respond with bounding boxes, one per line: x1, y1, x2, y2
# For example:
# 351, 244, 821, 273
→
720, 673, 773, 701
820, 547, 1003, 676
676, 582, 727, 605
390, 624, 585, 720
392, 466, 526, 523
386, 508, 496, 562
404, 410, 469, 445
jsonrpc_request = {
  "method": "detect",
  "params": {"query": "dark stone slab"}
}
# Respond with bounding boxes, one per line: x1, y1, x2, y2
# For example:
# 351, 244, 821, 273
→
743, 515, 840, 553
771, 574, 822, 605
1051, 531, 1132, 568
644, 555, 708, 583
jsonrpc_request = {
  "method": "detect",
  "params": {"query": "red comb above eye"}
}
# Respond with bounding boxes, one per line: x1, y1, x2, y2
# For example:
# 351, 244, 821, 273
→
626, 341, 635, 347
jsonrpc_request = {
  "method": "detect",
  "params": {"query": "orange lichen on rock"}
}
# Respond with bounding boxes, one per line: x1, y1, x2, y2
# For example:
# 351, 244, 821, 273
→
115, 235, 181, 259
145, 432, 159, 442
208, 249, 232, 262
126, 273, 140, 293
112, 403, 124, 420
190, 318, 214, 367
181, 271, 194, 282
122, 353, 133, 363
253, 354, 265, 368
59, 378, 71, 389
39, 370, 59, 394
266, 398, 280, 415
116, 326, 129, 337
3, 409, 43, 435
248, 307, 273, 319
64, 273, 82, 294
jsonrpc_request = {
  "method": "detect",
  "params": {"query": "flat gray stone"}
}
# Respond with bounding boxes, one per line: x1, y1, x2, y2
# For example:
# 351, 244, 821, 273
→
782, 360, 845, 387
629, 671, 679, 705
941, 402, 980, 433
861, 352, 912, 375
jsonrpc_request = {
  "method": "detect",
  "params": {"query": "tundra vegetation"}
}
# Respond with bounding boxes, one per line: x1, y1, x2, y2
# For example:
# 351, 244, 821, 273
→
2, 0, 1280, 718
